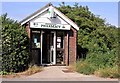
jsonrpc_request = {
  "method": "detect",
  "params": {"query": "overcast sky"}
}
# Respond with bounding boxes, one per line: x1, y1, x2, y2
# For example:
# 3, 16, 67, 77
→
1, 2, 118, 27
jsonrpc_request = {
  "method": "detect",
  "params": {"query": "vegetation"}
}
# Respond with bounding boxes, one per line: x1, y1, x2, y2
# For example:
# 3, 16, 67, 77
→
94, 66, 120, 78
1, 65, 43, 78
21, 65, 43, 76
0, 14, 43, 76
0, 3, 119, 78
1, 13, 30, 74
57, 3, 119, 78
76, 60, 95, 75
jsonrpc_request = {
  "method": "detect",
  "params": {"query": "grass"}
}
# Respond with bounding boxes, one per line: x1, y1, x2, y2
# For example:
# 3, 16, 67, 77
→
20, 65, 43, 76
76, 60, 95, 75
94, 66, 120, 78
75, 60, 120, 78
1, 65, 43, 78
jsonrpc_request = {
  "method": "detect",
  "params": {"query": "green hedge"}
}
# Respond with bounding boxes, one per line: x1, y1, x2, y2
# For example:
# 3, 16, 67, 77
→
1, 14, 30, 73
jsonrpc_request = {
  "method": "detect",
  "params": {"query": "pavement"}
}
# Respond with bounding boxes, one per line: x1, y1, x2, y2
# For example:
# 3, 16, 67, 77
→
2, 66, 119, 81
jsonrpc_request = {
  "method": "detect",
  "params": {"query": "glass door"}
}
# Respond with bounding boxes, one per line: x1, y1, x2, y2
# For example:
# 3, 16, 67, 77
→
50, 31, 56, 64
41, 31, 56, 65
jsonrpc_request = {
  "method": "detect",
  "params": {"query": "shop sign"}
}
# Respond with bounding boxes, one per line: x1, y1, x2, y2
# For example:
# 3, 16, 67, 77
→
30, 22, 70, 30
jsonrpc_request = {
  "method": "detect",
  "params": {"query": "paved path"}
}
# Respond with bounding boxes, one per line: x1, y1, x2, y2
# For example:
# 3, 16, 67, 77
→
2, 66, 118, 81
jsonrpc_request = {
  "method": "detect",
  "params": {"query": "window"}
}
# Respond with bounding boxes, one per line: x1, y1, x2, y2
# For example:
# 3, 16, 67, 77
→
56, 31, 64, 64
32, 31, 41, 48
57, 31, 64, 49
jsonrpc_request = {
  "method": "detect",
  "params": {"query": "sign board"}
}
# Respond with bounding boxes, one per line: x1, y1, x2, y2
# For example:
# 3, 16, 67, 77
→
30, 22, 70, 30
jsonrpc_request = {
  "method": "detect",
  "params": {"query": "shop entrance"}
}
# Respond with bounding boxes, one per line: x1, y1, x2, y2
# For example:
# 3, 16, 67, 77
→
41, 31, 56, 65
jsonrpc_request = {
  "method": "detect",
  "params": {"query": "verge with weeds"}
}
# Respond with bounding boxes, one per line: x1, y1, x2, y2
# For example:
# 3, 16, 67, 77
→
75, 60, 119, 78
0, 65, 43, 78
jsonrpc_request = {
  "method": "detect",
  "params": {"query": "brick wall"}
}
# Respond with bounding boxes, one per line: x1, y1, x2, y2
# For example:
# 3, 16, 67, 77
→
69, 27, 77, 65
64, 27, 77, 65
25, 22, 30, 38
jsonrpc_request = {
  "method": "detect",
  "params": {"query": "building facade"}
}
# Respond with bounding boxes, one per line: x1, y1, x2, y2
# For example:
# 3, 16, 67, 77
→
20, 3, 79, 66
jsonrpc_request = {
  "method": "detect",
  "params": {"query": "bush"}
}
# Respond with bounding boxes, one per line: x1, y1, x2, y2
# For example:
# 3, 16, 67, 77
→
1, 14, 30, 73
86, 51, 117, 69
0, 71, 9, 75
76, 60, 96, 75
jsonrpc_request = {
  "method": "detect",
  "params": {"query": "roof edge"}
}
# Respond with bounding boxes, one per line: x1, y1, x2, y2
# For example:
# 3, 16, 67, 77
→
19, 2, 52, 24
53, 7, 79, 30
19, 3, 79, 31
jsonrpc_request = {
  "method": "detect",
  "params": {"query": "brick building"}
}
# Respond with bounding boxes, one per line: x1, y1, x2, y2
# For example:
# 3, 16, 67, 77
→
20, 3, 79, 66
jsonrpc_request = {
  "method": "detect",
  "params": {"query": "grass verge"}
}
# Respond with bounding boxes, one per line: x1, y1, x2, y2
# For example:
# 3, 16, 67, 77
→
75, 60, 120, 78
1, 65, 43, 78
94, 66, 120, 78
76, 60, 95, 75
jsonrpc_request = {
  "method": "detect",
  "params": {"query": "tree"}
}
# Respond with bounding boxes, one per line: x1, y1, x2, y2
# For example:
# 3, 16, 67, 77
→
57, 3, 118, 67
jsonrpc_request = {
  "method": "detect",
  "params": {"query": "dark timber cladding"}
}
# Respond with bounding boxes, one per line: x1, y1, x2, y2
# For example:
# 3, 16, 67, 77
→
20, 3, 79, 66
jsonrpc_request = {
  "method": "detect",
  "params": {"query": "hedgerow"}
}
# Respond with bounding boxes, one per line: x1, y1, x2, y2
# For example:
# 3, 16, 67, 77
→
1, 14, 30, 74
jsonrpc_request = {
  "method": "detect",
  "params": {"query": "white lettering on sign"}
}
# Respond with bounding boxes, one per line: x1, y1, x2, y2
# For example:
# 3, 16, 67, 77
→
30, 22, 70, 30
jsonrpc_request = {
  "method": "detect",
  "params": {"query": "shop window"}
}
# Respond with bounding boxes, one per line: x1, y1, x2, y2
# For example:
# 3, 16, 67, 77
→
57, 31, 64, 49
32, 31, 41, 48
56, 31, 64, 64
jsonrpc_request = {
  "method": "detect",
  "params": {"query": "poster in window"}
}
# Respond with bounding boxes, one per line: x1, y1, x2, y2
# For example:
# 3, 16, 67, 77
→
57, 37, 61, 48
57, 37, 61, 42
34, 38, 37, 43
57, 42, 61, 48
36, 42, 40, 48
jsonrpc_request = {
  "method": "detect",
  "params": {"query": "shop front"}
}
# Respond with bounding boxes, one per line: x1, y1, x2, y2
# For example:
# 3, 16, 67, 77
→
20, 3, 79, 66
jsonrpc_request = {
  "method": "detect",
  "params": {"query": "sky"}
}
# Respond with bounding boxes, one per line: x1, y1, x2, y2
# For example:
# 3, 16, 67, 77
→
1, 2, 118, 27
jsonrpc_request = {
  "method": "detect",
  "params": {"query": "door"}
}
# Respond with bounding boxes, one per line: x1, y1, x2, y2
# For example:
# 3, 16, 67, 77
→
41, 31, 56, 65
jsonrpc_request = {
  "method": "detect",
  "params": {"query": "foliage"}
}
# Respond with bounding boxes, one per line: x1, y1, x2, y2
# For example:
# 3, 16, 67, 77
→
76, 60, 95, 75
0, 71, 9, 75
1, 13, 30, 73
86, 51, 118, 68
0, 65, 43, 78
57, 3, 119, 78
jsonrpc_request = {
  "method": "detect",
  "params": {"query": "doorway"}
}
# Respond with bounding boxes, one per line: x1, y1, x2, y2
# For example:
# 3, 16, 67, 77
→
41, 31, 56, 65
